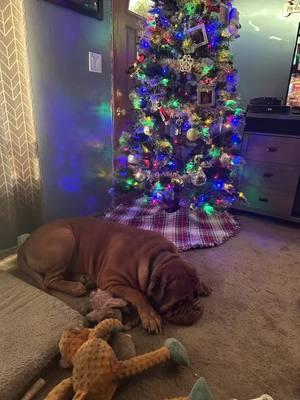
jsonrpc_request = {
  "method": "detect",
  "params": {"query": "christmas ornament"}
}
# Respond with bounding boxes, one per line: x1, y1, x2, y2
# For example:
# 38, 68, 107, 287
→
190, 168, 207, 186
178, 54, 194, 73
135, 170, 146, 182
128, 154, 141, 165
182, 37, 193, 53
144, 126, 153, 136
186, 127, 200, 141
159, 105, 170, 125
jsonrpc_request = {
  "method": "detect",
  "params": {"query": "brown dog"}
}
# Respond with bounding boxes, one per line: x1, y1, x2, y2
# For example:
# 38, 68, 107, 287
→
17, 217, 211, 333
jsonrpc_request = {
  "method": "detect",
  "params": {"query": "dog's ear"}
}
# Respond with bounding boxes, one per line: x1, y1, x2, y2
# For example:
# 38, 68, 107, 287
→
147, 271, 167, 303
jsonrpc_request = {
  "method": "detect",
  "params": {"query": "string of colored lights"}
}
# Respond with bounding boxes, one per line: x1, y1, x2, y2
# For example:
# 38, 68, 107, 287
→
112, 0, 245, 214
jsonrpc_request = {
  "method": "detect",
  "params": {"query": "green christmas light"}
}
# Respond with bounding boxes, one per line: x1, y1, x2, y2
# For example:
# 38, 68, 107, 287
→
201, 127, 210, 137
137, 72, 146, 80
126, 178, 135, 186
234, 107, 244, 116
209, 147, 221, 158
132, 97, 142, 110
184, 3, 197, 16
161, 78, 170, 87
203, 203, 215, 216
154, 182, 163, 191
119, 136, 127, 146
202, 65, 214, 75
225, 100, 238, 108
142, 117, 155, 127
186, 161, 195, 172
168, 98, 180, 109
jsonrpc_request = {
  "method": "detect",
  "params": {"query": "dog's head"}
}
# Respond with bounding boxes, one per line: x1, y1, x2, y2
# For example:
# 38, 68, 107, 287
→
147, 257, 205, 326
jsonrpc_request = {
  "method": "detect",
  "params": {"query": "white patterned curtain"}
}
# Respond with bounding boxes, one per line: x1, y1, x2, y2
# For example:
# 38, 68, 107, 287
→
0, 0, 42, 249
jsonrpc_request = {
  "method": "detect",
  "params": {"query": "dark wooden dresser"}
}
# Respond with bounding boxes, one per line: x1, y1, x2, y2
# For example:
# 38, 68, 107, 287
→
237, 112, 300, 222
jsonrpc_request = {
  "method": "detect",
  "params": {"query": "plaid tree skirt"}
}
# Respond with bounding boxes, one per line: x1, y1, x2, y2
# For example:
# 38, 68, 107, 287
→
104, 198, 240, 251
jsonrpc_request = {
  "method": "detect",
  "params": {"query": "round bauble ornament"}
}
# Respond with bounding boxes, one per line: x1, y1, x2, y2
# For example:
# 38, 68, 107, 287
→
220, 153, 232, 167
152, 34, 161, 45
191, 168, 207, 186
128, 154, 141, 165
187, 128, 200, 142
135, 170, 146, 182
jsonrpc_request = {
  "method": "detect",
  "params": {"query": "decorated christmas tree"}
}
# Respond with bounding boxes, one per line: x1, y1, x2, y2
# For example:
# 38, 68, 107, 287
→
112, 0, 245, 214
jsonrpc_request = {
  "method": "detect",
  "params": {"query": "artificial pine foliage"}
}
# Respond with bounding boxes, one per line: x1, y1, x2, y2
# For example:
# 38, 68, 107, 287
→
112, 0, 245, 214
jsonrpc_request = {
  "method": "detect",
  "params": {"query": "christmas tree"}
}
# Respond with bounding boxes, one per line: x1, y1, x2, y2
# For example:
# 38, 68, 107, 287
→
112, 0, 244, 214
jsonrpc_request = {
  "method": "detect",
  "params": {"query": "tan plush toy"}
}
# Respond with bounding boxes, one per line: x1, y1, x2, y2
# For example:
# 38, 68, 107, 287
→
45, 319, 190, 400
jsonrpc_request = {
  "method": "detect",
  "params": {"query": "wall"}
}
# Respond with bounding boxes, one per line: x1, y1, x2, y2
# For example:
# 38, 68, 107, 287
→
232, 0, 300, 106
24, 0, 113, 222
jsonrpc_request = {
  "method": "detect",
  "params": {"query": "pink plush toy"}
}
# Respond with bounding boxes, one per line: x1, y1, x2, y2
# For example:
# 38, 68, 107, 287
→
86, 289, 127, 323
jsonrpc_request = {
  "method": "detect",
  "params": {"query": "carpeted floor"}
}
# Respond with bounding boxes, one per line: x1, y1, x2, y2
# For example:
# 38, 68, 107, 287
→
25, 214, 300, 400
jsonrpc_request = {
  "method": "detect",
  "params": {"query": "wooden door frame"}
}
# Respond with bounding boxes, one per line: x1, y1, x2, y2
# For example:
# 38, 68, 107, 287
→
111, 0, 142, 206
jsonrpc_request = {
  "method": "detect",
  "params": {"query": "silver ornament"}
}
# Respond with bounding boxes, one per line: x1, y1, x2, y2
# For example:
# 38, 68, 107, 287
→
128, 154, 141, 165
190, 168, 207, 186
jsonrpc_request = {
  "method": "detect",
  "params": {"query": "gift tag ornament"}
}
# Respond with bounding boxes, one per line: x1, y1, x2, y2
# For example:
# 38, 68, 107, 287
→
178, 54, 194, 73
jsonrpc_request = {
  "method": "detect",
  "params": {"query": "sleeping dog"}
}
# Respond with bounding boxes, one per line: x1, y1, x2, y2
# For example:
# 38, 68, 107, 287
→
17, 218, 211, 333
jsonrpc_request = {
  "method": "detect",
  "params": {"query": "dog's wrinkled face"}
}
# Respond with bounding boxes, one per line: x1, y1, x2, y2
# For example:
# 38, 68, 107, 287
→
148, 258, 208, 326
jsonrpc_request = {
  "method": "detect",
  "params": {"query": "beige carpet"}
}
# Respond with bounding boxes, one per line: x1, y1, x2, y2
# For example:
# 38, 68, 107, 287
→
4, 213, 300, 400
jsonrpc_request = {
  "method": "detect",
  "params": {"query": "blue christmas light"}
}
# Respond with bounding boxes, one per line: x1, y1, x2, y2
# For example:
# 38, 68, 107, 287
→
231, 134, 241, 145
214, 180, 224, 190
160, 17, 169, 28
137, 86, 148, 96
196, 195, 207, 207
140, 39, 150, 49
175, 32, 184, 40
183, 121, 191, 131
162, 66, 169, 75
150, 7, 161, 15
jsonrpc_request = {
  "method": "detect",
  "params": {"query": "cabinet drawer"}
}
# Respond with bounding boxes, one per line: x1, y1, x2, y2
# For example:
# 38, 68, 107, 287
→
241, 162, 299, 192
243, 134, 300, 166
240, 185, 295, 216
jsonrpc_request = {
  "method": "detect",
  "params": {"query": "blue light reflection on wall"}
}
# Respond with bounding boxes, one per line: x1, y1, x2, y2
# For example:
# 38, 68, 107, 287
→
25, 0, 113, 221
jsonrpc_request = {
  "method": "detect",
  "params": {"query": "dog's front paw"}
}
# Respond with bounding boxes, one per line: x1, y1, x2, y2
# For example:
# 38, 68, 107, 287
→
70, 282, 87, 297
138, 307, 162, 335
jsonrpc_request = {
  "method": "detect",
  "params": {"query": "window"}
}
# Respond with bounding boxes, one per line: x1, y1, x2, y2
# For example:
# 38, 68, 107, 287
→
128, 0, 154, 18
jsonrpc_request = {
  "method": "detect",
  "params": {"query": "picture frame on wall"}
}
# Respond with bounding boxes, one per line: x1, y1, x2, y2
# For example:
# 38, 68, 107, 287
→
44, 0, 103, 20
219, 3, 230, 25
186, 23, 208, 49
197, 86, 216, 107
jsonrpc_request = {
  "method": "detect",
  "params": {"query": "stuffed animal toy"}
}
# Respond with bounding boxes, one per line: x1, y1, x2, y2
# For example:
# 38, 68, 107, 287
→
85, 289, 127, 323
45, 319, 190, 400
164, 378, 274, 400
165, 377, 214, 400
84, 289, 136, 361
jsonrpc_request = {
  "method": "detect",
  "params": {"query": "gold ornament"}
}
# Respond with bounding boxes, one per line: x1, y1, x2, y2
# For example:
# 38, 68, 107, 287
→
152, 34, 161, 45
187, 128, 200, 142
178, 55, 194, 73
218, 49, 232, 63
182, 37, 193, 52
190, 113, 202, 124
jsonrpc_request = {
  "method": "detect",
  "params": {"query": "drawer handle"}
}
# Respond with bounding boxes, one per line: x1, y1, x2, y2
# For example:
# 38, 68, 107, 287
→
259, 197, 269, 203
263, 172, 273, 178
266, 147, 278, 153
